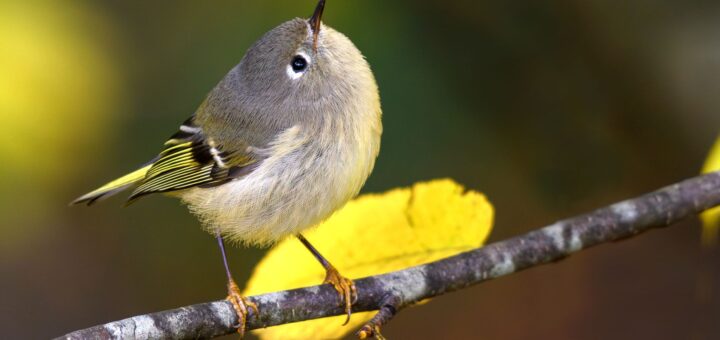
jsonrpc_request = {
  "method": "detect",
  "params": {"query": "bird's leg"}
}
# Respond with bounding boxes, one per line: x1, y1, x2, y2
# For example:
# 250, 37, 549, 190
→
216, 234, 258, 337
297, 234, 358, 325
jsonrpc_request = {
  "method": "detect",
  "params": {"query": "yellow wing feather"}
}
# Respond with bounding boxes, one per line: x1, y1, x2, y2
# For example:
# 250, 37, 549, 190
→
126, 141, 226, 202
71, 165, 151, 205
72, 116, 257, 206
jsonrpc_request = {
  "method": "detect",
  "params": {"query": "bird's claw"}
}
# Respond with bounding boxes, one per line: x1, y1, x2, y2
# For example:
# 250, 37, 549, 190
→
324, 266, 357, 325
226, 279, 258, 337
357, 324, 386, 340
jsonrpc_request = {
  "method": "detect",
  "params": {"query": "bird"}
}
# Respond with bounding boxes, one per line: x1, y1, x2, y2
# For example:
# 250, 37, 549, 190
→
71, 0, 382, 336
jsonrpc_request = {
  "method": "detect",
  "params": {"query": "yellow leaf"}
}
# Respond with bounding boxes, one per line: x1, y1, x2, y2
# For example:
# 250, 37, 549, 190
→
243, 179, 494, 339
701, 136, 720, 246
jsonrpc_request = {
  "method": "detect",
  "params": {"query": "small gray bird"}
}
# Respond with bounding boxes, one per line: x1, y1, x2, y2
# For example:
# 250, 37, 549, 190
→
72, 0, 382, 335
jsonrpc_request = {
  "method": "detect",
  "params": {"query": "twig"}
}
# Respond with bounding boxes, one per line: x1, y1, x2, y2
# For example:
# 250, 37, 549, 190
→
58, 171, 720, 340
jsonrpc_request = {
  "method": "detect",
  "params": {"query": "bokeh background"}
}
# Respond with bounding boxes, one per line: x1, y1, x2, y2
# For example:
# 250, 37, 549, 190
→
2, 0, 720, 339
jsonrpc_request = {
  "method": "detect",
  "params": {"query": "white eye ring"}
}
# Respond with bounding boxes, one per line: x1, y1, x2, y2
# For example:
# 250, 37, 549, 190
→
286, 52, 311, 80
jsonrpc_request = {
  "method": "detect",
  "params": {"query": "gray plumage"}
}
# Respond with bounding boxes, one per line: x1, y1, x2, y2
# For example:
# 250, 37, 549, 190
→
74, 16, 382, 246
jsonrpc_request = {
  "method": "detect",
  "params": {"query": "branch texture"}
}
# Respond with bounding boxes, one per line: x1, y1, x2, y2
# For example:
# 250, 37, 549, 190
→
58, 171, 720, 339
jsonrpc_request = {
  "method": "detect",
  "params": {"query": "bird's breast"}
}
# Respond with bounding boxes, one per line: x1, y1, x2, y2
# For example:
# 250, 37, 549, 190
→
180, 119, 380, 246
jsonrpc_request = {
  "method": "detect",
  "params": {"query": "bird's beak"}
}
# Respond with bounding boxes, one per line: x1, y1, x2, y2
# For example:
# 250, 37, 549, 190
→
308, 0, 326, 51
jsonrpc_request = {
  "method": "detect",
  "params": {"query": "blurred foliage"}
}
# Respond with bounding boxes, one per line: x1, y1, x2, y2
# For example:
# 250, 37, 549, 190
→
0, 0, 123, 252
701, 136, 720, 245
244, 179, 494, 339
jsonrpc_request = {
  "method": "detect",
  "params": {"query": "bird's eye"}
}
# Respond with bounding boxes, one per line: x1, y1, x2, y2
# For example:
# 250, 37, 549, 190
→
291, 55, 308, 73
286, 53, 311, 80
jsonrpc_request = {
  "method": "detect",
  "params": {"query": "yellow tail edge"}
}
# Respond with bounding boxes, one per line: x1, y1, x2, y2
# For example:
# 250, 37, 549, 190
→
71, 165, 152, 206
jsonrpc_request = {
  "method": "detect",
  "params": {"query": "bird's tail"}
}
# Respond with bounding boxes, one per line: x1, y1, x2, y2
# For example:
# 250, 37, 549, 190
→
71, 165, 152, 206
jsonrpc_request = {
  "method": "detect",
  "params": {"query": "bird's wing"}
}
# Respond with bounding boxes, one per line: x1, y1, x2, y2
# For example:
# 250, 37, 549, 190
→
126, 116, 259, 203
71, 116, 259, 206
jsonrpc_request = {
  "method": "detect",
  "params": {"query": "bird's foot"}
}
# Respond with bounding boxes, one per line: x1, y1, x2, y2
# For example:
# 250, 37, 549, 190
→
226, 279, 258, 337
324, 265, 358, 325
356, 294, 400, 340
358, 324, 387, 340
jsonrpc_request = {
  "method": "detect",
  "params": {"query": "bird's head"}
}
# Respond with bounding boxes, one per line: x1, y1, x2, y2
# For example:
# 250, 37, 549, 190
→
226, 0, 380, 128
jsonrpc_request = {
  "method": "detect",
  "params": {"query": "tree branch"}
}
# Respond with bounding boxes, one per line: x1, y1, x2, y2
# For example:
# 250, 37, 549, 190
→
58, 172, 720, 340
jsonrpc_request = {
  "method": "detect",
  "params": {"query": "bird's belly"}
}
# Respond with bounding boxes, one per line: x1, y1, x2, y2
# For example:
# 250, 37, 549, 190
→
179, 144, 374, 246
